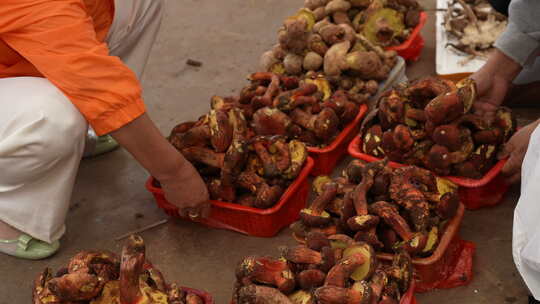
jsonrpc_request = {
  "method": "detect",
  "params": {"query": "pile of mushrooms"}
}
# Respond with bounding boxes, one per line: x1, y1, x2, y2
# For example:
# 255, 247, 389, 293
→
359, 77, 516, 178
232, 239, 413, 304
261, 0, 422, 81
167, 95, 309, 208
33, 235, 205, 304
291, 158, 461, 258
232, 72, 368, 147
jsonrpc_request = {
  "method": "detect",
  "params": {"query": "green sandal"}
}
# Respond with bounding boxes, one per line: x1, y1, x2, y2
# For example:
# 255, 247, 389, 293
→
83, 132, 120, 158
92, 135, 119, 156
0, 234, 60, 260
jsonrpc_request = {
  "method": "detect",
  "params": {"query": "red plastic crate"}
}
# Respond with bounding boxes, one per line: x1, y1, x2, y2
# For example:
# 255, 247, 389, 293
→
308, 104, 368, 176
378, 204, 475, 293
146, 157, 314, 237
292, 204, 471, 293
387, 12, 427, 61
401, 281, 417, 304
348, 136, 510, 210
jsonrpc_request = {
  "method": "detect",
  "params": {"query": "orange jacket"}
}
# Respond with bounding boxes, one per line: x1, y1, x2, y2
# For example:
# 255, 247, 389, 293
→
0, 0, 145, 135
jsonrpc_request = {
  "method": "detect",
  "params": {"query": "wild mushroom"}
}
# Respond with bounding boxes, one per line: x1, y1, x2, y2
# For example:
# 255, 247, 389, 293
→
324, 252, 366, 287
290, 107, 339, 141
368, 201, 427, 254
238, 285, 293, 304
237, 171, 284, 209
236, 256, 296, 294
300, 182, 338, 227
314, 285, 371, 304
298, 269, 327, 290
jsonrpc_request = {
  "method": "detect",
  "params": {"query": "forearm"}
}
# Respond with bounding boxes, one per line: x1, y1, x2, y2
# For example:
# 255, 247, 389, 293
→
110, 113, 187, 181
481, 49, 522, 82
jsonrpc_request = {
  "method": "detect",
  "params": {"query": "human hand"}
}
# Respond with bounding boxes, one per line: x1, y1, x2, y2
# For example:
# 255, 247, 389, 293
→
110, 114, 211, 219
159, 159, 210, 219
498, 120, 540, 184
470, 49, 522, 121
470, 70, 511, 122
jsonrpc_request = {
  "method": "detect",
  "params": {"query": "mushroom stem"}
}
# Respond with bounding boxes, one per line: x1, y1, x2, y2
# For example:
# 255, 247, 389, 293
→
456, 0, 480, 32
119, 235, 146, 304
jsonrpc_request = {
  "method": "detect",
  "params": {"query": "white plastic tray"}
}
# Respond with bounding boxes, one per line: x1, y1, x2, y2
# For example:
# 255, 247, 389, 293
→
435, 0, 488, 76
378, 56, 408, 94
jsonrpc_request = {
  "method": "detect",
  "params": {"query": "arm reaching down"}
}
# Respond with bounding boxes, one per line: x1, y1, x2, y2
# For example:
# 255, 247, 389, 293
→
111, 114, 210, 217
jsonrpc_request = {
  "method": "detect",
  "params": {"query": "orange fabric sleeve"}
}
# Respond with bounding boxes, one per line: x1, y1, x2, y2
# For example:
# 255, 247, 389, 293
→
0, 0, 146, 135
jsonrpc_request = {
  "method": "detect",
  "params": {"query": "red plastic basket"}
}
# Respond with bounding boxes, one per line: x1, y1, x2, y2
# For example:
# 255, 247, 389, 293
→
348, 136, 510, 210
308, 104, 368, 176
378, 204, 475, 293
401, 281, 417, 304
146, 158, 314, 237
387, 12, 427, 61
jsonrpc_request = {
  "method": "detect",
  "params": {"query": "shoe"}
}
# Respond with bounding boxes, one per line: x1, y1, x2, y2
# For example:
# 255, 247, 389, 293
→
93, 135, 119, 156
0, 234, 60, 260
83, 134, 119, 158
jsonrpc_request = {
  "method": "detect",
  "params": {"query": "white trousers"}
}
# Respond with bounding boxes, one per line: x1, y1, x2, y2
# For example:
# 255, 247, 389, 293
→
0, 0, 163, 243
514, 125, 540, 299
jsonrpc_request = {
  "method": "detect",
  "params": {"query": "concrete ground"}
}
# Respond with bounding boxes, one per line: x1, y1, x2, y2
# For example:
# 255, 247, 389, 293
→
0, 0, 536, 303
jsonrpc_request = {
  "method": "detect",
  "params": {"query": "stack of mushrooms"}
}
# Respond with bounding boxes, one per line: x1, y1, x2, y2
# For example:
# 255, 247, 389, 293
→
33, 235, 204, 304
167, 95, 309, 208
226, 72, 365, 147
233, 241, 413, 304
360, 77, 516, 178
291, 159, 461, 258
261, 0, 422, 82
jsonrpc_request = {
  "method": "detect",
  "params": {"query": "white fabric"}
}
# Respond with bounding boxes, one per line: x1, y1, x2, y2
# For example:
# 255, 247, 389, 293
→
514, 125, 540, 299
107, 0, 165, 79
0, 0, 163, 243
0, 78, 87, 243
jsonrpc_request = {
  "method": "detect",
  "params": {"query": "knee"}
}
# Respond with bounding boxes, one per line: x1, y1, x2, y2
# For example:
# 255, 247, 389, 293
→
39, 94, 87, 160
0, 78, 87, 189
11, 78, 87, 160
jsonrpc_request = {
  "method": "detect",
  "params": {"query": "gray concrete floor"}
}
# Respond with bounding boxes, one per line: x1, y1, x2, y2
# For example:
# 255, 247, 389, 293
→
0, 1, 536, 303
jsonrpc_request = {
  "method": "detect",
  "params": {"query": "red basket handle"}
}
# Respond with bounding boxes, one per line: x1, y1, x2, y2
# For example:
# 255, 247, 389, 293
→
197, 217, 249, 235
